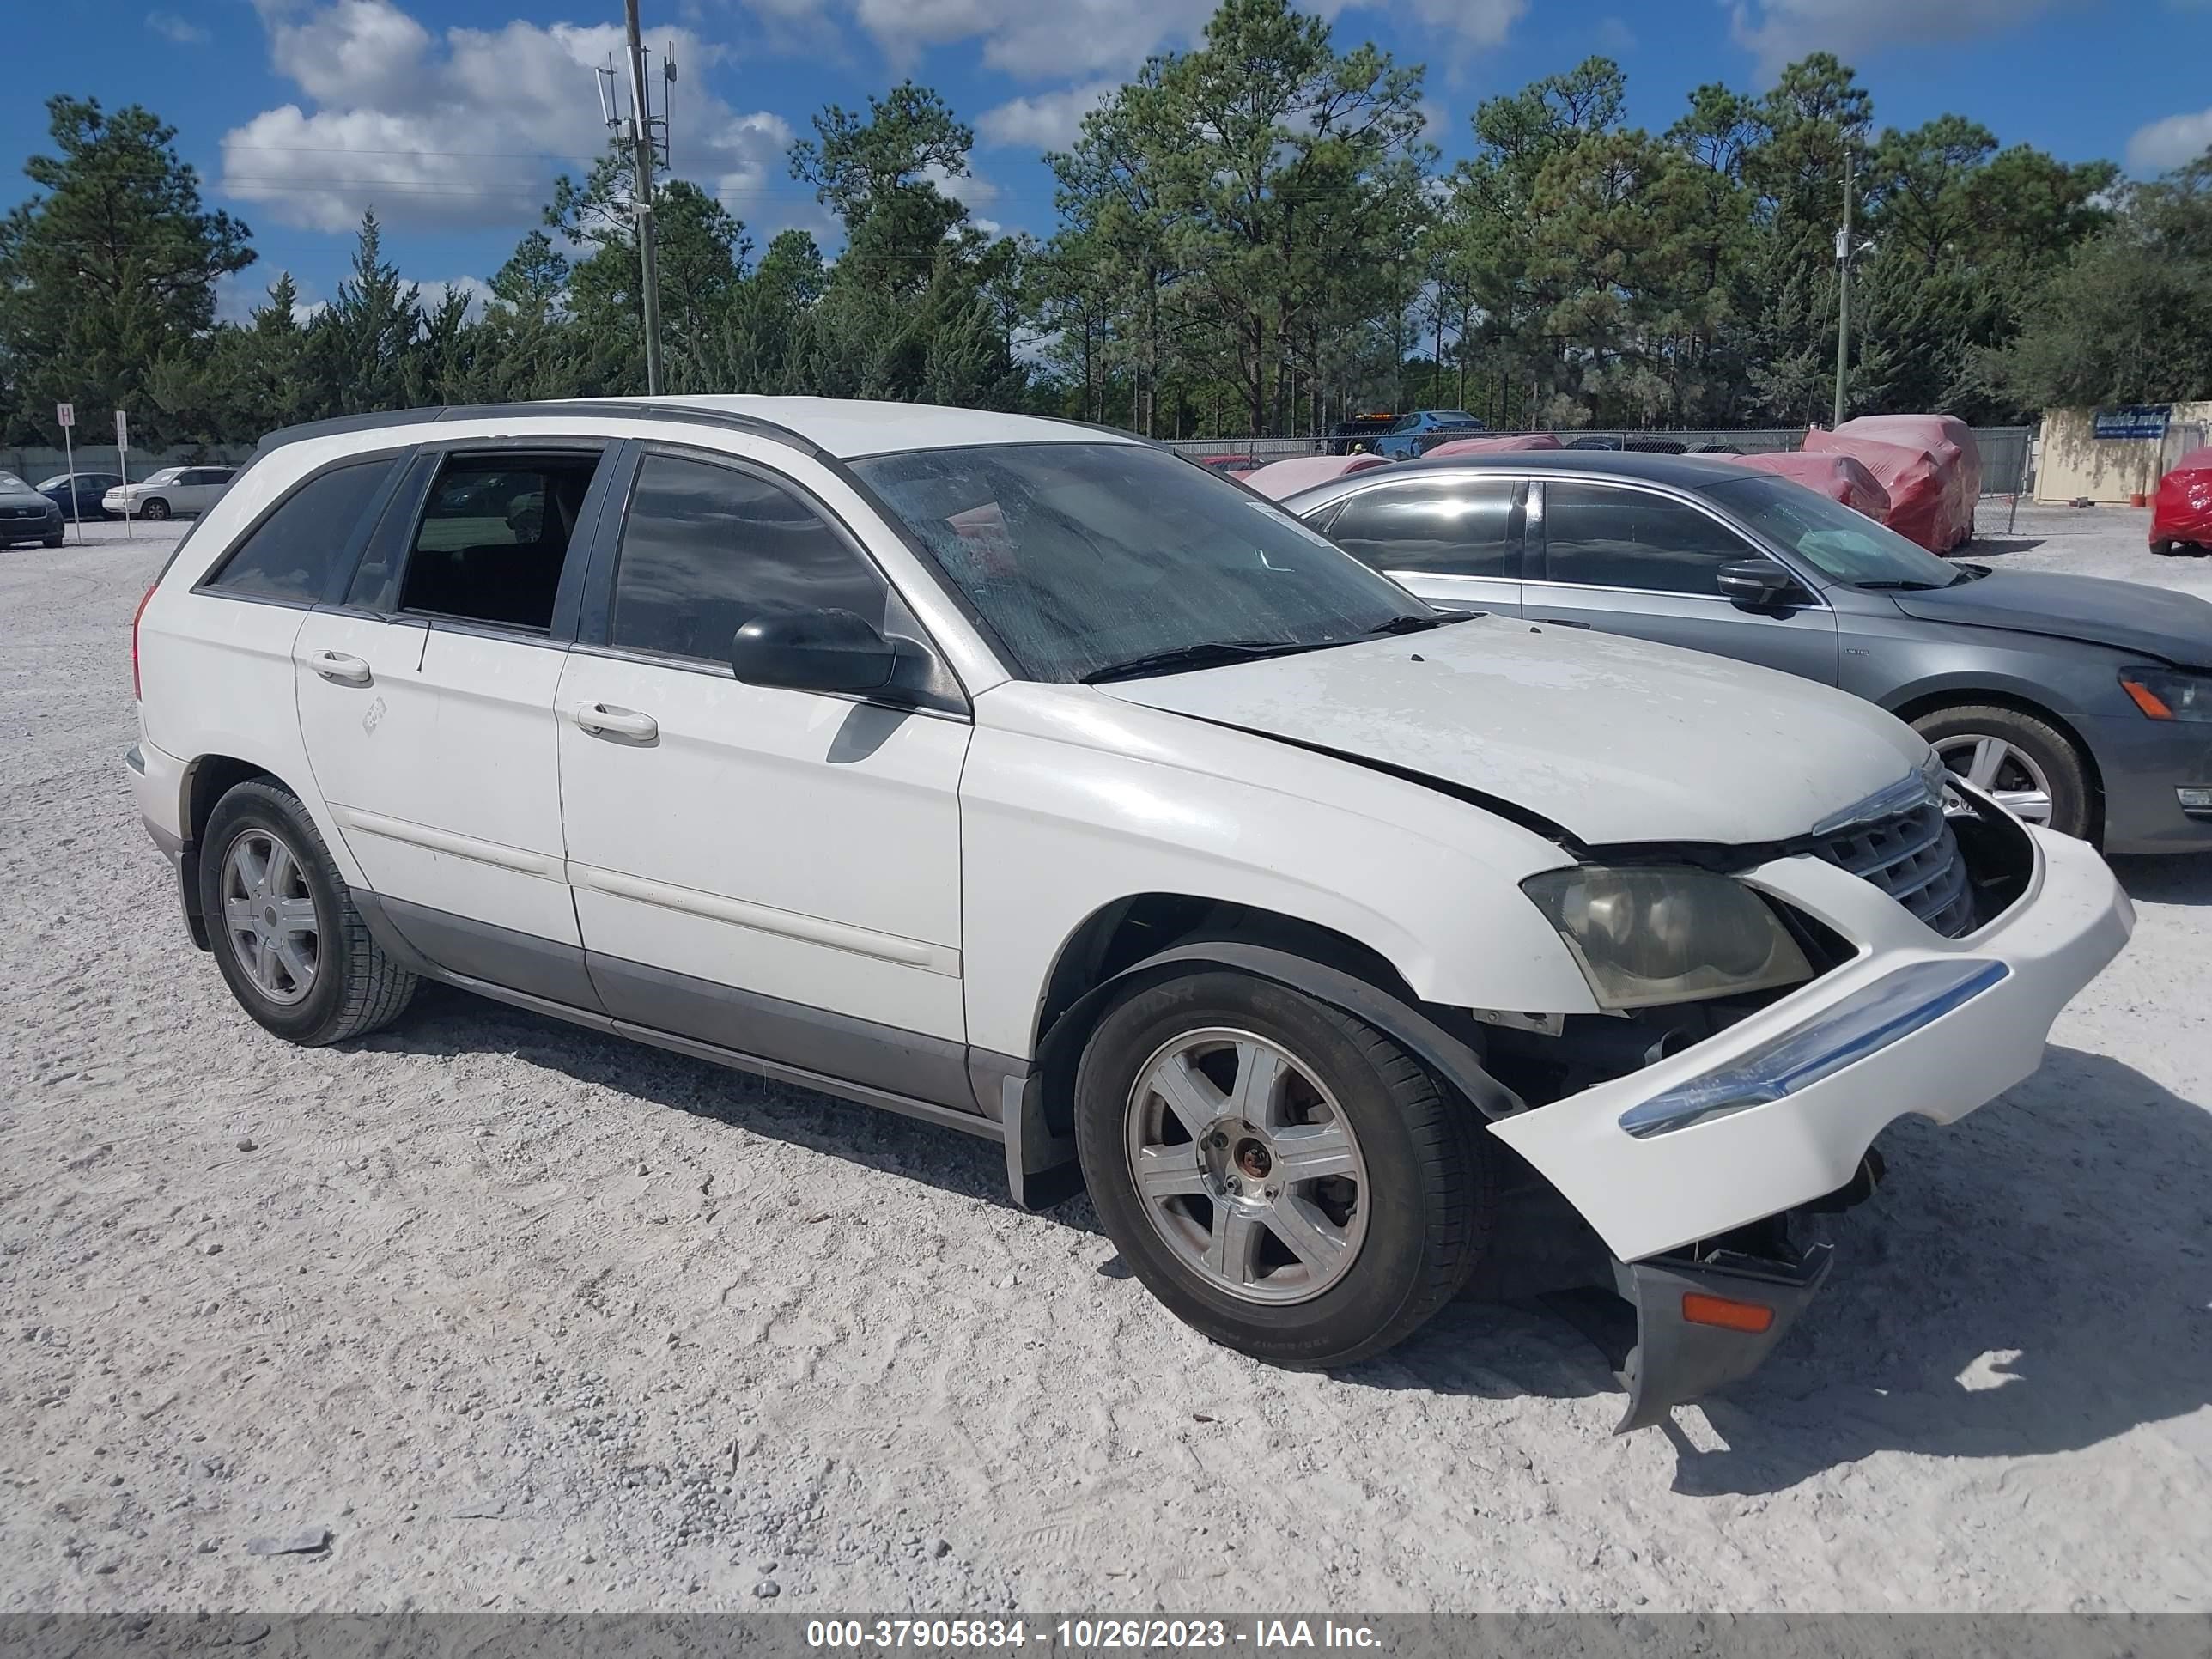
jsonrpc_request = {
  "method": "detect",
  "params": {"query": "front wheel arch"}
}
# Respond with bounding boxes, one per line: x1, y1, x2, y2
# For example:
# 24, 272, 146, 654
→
1889, 688, 2103, 840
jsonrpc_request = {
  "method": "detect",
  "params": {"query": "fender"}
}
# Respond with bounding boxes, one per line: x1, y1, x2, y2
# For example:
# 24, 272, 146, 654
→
1002, 938, 1524, 1211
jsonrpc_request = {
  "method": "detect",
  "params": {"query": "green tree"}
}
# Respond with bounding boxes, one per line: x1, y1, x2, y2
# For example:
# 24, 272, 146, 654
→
0, 95, 254, 443
306, 213, 421, 416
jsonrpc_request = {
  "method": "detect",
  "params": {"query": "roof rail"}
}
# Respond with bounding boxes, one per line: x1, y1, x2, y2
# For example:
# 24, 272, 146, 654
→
254, 398, 822, 458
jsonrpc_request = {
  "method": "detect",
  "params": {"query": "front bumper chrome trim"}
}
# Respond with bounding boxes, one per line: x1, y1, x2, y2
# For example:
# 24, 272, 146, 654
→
1619, 957, 2012, 1139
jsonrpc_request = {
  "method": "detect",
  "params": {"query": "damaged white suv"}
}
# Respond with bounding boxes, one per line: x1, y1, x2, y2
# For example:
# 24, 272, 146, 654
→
130, 398, 2133, 1428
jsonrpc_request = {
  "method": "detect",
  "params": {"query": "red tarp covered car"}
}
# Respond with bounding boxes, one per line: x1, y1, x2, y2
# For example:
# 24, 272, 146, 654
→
1423, 433, 1565, 458
1803, 416, 1980, 552
1237, 453, 1392, 500
1723, 451, 1893, 520
2151, 447, 2212, 553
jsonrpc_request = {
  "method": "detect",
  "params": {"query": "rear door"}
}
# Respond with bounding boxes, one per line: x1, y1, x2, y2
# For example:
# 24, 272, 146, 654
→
1310, 474, 1523, 616
1525, 478, 1838, 683
292, 440, 618, 975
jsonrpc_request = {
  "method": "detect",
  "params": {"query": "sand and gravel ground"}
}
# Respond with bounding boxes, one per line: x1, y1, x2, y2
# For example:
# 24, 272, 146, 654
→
2, 507, 2208, 1614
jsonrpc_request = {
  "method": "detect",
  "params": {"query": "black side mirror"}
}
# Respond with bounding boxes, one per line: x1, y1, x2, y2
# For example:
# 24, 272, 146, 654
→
730, 605, 900, 695
1717, 558, 1801, 606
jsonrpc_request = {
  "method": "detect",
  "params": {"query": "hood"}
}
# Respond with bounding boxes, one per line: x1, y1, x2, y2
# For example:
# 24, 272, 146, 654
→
1099, 617, 1926, 847
1891, 570, 2212, 669
0, 484, 51, 508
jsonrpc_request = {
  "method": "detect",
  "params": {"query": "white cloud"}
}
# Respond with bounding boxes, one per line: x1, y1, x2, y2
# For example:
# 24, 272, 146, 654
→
417, 275, 496, 320
923, 163, 1000, 213
1729, 0, 2058, 78
146, 10, 210, 45
976, 81, 1118, 150
1311, 0, 1524, 52
221, 0, 792, 234
2129, 107, 2212, 174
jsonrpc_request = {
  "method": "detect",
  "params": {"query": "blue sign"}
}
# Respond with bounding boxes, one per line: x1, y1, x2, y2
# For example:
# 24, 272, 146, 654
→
2093, 404, 2171, 440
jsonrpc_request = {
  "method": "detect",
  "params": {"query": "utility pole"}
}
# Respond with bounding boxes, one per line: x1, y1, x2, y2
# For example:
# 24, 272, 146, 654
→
624, 0, 664, 395
1832, 145, 1855, 430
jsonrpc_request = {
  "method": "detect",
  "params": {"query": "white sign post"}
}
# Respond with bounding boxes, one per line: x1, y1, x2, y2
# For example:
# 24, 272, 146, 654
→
55, 403, 81, 544
114, 410, 131, 540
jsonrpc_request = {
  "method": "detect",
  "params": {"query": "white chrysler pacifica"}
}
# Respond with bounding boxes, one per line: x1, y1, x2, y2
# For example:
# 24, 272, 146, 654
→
128, 398, 2133, 1429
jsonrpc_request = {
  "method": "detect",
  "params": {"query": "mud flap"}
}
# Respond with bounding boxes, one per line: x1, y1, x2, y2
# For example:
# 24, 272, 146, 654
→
1610, 1242, 1832, 1433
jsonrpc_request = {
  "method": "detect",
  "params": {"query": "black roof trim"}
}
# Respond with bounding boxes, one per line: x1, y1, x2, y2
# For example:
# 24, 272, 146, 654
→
254, 400, 823, 459
1392, 449, 1760, 484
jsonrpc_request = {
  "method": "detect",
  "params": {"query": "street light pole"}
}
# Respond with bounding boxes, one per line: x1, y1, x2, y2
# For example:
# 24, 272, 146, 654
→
1832, 146, 1855, 430
624, 0, 664, 397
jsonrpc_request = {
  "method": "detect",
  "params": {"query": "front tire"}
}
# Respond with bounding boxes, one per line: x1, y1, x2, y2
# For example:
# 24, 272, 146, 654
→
1074, 970, 1494, 1369
198, 780, 419, 1045
139, 498, 171, 521
1915, 703, 2094, 841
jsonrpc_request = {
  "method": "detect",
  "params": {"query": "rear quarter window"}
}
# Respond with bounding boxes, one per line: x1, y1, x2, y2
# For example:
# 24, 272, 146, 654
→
199, 459, 398, 604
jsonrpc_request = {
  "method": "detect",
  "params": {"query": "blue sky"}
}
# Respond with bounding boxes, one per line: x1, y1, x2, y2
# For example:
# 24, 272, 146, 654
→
9, 0, 2212, 321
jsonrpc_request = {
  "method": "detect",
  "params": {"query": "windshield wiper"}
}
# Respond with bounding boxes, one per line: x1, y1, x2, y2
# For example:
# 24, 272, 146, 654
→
1079, 640, 1323, 684
1852, 579, 1947, 591
1364, 611, 1474, 635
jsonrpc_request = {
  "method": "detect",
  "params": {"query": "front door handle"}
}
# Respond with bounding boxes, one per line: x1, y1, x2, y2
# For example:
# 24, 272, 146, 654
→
574, 702, 659, 742
1534, 617, 1590, 629
303, 650, 373, 685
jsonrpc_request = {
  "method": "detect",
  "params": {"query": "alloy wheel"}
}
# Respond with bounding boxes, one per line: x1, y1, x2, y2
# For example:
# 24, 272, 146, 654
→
221, 829, 320, 1006
1122, 1027, 1369, 1305
1933, 732, 2056, 824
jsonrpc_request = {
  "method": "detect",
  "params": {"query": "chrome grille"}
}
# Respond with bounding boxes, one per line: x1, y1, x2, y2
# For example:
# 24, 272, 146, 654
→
1814, 798, 1975, 938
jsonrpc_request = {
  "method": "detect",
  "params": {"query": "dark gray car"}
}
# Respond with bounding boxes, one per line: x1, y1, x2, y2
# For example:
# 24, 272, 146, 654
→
1281, 452, 2212, 854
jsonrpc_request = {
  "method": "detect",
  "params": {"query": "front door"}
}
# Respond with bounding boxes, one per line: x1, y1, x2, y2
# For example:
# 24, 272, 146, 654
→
294, 442, 614, 968
556, 444, 972, 1070
1524, 479, 1839, 684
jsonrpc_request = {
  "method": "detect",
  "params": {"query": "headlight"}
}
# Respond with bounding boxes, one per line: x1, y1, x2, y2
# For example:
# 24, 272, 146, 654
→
1522, 865, 1815, 1010
2121, 668, 2212, 723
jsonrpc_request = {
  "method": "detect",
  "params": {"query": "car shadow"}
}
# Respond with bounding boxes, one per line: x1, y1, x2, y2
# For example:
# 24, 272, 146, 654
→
2111, 853, 2212, 907
362, 992, 2208, 1494
1354, 1044, 2212, 1493
360, 982, 1074, 1221
1960, 536, 2046, 556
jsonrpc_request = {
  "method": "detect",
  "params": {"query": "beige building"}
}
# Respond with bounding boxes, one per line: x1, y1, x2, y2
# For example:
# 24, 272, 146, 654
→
2033, 401, 2212, 504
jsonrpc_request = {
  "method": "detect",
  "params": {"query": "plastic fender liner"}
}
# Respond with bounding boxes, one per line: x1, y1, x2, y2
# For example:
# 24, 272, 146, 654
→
1610, 1242, 1832, 1433
1004, 938, 1527, 1210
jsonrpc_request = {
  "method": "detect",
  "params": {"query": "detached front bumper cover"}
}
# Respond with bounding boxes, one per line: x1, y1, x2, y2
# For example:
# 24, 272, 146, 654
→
1612, 1240, 1832, 1432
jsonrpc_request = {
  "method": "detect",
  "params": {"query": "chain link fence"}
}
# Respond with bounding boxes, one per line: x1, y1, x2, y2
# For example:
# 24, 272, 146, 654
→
1164, 425, 2037, 495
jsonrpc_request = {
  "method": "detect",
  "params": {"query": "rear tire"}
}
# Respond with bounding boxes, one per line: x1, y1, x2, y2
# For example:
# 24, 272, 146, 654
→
1914, 703, 2094, 842
1074, 969, 1495, 1369
198, 780, 418, 1045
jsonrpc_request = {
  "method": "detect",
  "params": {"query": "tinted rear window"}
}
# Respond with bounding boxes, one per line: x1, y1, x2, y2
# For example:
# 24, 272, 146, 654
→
203, 459, 396, 603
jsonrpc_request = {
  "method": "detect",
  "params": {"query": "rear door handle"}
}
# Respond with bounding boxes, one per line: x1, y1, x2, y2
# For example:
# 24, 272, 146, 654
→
1534, 617, 1590, 629
302, 650, 373, 685
574, 702, 659, 742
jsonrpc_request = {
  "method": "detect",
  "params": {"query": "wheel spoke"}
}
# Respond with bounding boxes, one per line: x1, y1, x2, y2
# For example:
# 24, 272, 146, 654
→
238, 839, 271, 897
276, 933, 317, 991
1133, 1145, 1208, 1200
1202, 1204, 1264, 1287
1271, 1120, 1358, 1184
1993, 787, 2052, 823
1966, 737, 2008, 790
272, 896, 318, 932
1227, 1040, 1291, 1129
223, 896, 260, 933
252, 933, 280, 989
264, 838, 296, 897
1146, 1051, 1226, 1139
1264, 1194, 1351, 1275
